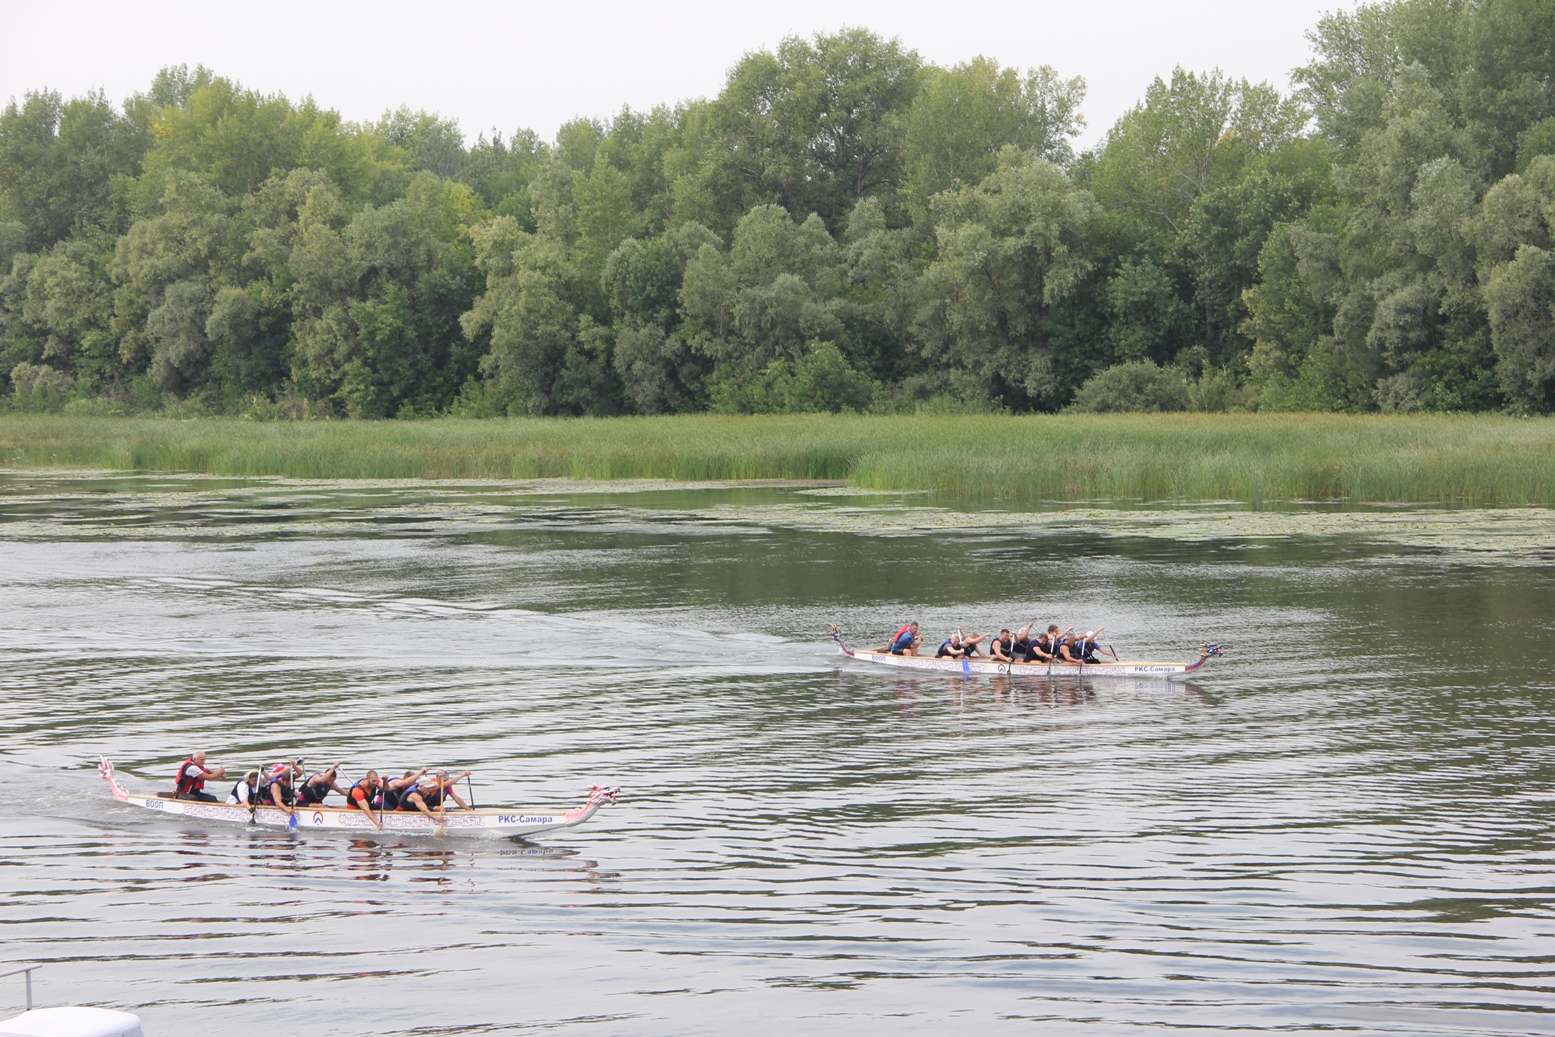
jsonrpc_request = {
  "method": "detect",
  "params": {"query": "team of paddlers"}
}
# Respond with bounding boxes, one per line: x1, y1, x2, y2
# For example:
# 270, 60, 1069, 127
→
173, 752, 473, 830
873, 622, 1119, 664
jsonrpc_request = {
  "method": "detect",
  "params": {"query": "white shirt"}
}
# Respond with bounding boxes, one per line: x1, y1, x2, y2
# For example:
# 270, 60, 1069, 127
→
226, 779, 252, 805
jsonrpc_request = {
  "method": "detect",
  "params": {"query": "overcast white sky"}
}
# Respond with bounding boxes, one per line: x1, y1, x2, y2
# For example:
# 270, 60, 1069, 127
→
1, 0, 1356, 150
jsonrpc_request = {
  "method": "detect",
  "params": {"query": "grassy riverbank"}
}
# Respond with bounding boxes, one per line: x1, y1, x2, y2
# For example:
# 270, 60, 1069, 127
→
3, 413, 1555, 504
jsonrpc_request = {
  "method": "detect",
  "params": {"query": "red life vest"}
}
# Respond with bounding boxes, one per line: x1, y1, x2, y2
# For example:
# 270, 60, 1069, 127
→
175, 758, 205, 795
894, 623, 912, 641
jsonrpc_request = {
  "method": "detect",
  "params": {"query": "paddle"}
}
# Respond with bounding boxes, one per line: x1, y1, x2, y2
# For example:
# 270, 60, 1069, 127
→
287, 758, 301, 831
247, 765, 261, 825
465, 772, 476, 810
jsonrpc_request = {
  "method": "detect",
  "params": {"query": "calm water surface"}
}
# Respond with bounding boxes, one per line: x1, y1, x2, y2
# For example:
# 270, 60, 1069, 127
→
2, 473, 1553, 1035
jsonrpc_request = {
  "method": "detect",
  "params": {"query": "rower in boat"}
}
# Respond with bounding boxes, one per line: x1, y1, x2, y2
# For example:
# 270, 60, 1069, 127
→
1033, 624, 1072, 663
173, 752, 226, 802
989, 629, 1015, 663
381, 768, 428, 812
1010, 623, 1036, 662
259, 763, 298, 819
1068, 629, 1118, 664
296, 761, 348, 807
935, 628, 984, 659
399, 769, 473, 821
226, 768, 261, 806
347, 771, 384, 829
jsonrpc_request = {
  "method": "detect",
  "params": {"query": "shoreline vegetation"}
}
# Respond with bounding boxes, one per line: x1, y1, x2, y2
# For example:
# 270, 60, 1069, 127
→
4, 414, 1555, 506
8, 3, 1555, 423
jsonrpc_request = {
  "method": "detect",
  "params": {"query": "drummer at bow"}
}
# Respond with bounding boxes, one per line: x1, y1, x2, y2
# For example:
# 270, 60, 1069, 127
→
173, 751, 227, 802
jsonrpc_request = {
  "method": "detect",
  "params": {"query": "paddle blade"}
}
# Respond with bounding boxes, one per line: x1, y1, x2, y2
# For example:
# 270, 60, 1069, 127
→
287, 812, 298, 831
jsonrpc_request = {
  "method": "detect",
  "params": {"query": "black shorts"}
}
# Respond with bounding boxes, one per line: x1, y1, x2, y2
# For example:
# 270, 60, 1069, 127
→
176, 791, 217, 802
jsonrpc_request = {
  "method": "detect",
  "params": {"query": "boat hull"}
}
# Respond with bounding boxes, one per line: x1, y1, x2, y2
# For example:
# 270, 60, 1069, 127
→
99, 759, 617, 837
846, 649, 1207, 677
827, 627, 1222, 679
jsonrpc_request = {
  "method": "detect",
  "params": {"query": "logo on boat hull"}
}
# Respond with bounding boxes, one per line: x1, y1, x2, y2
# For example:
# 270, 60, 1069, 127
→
312, 811, 325, 826
144, 799, 165, 810
499, 815, 554, 825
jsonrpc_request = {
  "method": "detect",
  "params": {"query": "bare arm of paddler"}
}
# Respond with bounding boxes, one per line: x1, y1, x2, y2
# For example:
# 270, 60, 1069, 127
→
325, 762, 349, 795
1090, 628, 1119, 661
438, 770, 473, 810
388, 768, 428, 793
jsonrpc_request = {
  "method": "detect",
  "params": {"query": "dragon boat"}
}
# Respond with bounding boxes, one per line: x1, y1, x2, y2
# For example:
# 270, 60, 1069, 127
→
99, 758, 619, 837
830, 627, 1224, 679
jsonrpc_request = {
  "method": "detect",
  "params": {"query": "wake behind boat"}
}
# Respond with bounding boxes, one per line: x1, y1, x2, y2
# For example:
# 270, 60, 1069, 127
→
831, 627, 1224, 678
99, 759, 618, 837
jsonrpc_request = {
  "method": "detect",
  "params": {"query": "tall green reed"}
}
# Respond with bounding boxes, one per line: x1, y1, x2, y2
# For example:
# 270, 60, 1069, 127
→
4, 413, 1555, 504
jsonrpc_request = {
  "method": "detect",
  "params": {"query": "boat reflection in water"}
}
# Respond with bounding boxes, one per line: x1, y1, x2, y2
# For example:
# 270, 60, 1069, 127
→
881, 672, 1209, 712
336, 838, 611, 887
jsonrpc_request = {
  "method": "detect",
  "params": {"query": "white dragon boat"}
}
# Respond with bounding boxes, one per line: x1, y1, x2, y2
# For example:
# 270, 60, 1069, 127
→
831, 628, 1224, 679
99, 759, 618, 837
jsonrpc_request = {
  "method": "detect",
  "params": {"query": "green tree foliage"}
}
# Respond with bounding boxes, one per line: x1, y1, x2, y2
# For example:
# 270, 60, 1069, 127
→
903, 58, 1085, 206
8, 6, 1555, 418
0, 89, 143, 251
688, 28, 924, 233
917, 149, 1095, 406
1063, 360, 1189, 412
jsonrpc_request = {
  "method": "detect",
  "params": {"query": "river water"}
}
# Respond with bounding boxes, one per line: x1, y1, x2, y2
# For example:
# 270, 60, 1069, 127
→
2, 472, 1554, 1036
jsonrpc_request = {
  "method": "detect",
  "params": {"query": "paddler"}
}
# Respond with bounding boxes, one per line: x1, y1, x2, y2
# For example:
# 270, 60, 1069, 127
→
296, 761, 348, 807
1031, 624, 1070, 663
399, 769, 473, 820
347, 771, 384, 829
259, 762, 298, 818
381, 768, 428, 812
989, 629, 1015, 663
226, 768, 261, 806
936, 628, 986, 659
1010, 623, 1036, 662
1069, 629, 1117, 664
173, 751, 226, 802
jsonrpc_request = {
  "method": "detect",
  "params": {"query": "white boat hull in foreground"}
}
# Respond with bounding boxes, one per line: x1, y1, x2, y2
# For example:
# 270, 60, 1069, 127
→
99, 759, 618, 837
831, 629, 1223, 679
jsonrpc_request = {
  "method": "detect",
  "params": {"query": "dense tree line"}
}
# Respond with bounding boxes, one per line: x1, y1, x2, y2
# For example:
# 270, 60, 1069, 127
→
6, 2, 1555, 418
